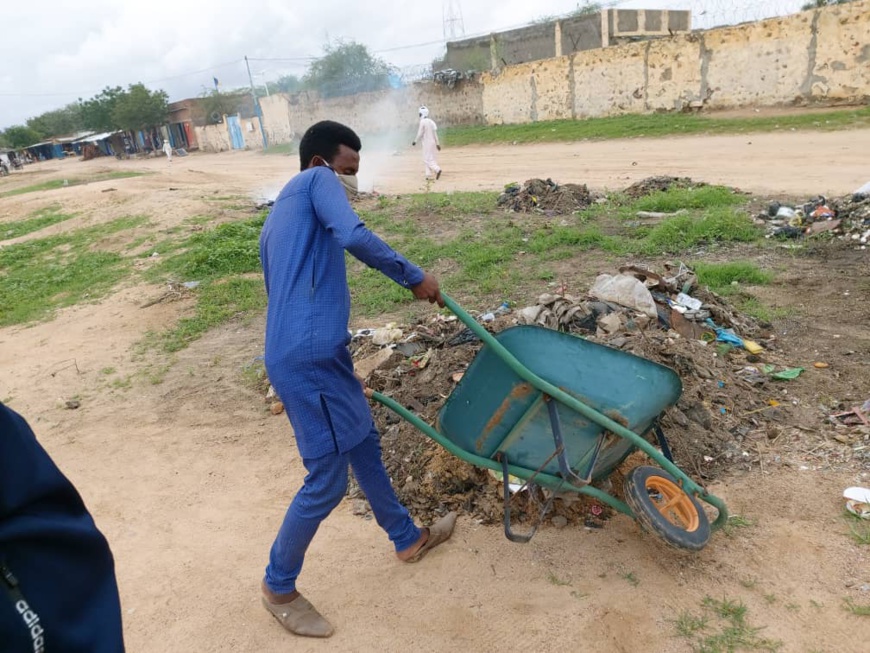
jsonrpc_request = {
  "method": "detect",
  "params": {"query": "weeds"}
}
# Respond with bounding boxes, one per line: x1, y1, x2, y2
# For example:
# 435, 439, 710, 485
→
843, 598, 870, 616
546, 572, 571, 586
845, 511, 870, 545
0, 206, 75, 240
674, 611, 708, 638
619, 571, 639, 587
157, 278, 266, 353
674, 597, 782, 652
694, 262, 773, 294
723, 515, 755, 537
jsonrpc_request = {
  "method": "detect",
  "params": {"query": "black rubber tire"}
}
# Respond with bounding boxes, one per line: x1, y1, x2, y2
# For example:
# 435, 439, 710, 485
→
624, 465, 711, 551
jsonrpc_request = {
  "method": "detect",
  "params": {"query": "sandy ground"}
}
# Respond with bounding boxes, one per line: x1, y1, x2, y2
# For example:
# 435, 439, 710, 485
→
2, 130, 870, 652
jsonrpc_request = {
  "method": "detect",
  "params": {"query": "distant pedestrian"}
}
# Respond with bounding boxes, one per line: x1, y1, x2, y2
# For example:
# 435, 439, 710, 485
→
412, 106, 442, 180
163, 140, 173, 163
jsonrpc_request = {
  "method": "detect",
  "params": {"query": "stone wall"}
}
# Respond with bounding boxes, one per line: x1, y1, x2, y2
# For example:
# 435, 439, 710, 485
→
196, 1, 870, 151
480, 1, 870, 124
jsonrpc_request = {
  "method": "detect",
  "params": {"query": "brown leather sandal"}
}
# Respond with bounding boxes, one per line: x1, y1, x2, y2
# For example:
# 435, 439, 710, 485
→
261, 594, 334, 638
403, 512, 457, 563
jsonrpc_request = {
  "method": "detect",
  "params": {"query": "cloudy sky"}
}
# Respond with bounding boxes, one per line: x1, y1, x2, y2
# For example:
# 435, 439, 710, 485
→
0, 0, 806, 129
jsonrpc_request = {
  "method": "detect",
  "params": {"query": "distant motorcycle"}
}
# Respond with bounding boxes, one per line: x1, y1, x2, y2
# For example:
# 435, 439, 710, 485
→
0, 161, 9, 177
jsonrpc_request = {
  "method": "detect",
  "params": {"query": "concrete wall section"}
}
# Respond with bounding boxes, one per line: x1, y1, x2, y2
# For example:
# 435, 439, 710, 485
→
571, 45, 648, 118
702, 14, 814, 108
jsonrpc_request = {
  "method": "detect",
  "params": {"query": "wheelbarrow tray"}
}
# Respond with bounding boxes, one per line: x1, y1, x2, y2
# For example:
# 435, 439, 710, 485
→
438, 325, 682, 481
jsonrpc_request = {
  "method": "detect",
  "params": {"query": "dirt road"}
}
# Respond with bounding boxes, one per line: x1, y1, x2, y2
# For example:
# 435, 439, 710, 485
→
1, 130, 869, 652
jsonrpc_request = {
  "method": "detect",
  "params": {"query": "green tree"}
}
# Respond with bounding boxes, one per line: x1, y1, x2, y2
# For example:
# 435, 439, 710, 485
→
111, 83, 169, 131
2, 125, 44, 148
273, 74, 303, 94
26, 103, 84, 139
199, 90, 250, 124
303, 41, 392, 98
79, 86, 125, 132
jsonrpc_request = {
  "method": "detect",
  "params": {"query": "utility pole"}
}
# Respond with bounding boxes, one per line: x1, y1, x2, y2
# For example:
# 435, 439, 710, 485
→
443, 0, 466, 41
245, 55, 269, 149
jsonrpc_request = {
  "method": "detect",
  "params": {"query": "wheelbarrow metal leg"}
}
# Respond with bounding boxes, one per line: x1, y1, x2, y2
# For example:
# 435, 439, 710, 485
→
500, 454, 554, 543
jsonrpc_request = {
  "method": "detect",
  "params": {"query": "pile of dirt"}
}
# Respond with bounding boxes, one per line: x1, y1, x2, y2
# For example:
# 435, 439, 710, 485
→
497, 178, 594, 215
623, 176, 704, 199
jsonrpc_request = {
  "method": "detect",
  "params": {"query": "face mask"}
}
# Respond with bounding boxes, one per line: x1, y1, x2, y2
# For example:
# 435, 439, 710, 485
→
320, 158, 358, 200
336, 173, 358, 200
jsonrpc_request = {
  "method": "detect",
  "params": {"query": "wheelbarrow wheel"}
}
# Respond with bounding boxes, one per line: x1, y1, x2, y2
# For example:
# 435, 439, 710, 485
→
624, 465, 710, 551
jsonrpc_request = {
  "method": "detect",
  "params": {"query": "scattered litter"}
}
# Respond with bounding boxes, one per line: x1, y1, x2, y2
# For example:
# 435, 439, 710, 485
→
760, 191, 870, 246
844, 487, 870, 519
763, 365, 804, 381
182, 281, 201, 289
813, 362, 829, 369
64, 399, 80, 410
270, 401, 285, 415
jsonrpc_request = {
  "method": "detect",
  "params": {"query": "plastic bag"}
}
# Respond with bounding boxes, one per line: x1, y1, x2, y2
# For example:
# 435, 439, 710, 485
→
589, 274, 657, 318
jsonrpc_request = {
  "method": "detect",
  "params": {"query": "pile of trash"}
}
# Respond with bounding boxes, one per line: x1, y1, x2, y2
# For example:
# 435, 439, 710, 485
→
497, 178, 595, 215
341, 263, 808, 527
623, 176, 705, 199
758, 182, 870, 246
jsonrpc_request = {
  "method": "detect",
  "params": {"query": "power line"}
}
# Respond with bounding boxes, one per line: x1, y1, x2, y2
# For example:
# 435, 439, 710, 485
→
0, 59, 245, 99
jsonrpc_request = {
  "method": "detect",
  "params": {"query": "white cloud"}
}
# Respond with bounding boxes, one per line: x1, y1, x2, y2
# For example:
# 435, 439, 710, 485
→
0, 0, 807, 129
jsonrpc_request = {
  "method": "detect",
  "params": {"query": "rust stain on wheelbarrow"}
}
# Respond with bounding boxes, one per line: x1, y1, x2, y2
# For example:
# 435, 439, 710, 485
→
476, 382, 534, 452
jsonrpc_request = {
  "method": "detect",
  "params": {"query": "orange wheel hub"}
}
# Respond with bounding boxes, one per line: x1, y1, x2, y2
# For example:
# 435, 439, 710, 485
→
644, 476, 700, 532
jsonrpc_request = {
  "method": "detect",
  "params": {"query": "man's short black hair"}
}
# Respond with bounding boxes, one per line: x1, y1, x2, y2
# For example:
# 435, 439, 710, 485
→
299, 120, 362, 169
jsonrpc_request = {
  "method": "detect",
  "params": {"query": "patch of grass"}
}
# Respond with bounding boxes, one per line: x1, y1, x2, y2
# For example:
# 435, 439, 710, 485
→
846, 517, 870, 546
843, 598, 870, 616
723, 515, 755, 537
736, 298, 792, 323
740, 578, 758, 590
637, 207, 762, 255
109, 376, 132, 390
157, 277, 266, 353
546, 572, 571, 587
1, 206, 76, 240
570, 590, 588, 600
0, 171, 145, 198
634, 186, 745, 213
443, 107, 870, 147
408, 191, 499, 217
694, 262, 773, 294
763, 594, 778, 605
619, 571, 639, 587
675, 597, 782, 653
0, 216, 147, 326
100, 367, 116, 375
150, 213, 266, 282
784, 603, 800, 612
674, 611, 708, 638
241, 358, 268, 391
809, 600, 824, 610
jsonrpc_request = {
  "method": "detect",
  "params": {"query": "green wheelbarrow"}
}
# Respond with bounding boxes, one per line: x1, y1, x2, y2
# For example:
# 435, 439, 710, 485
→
370, 294, 728, 551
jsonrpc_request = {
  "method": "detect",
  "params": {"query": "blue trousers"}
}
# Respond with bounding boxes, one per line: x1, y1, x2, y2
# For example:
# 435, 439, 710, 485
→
264, 426, 421, 593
